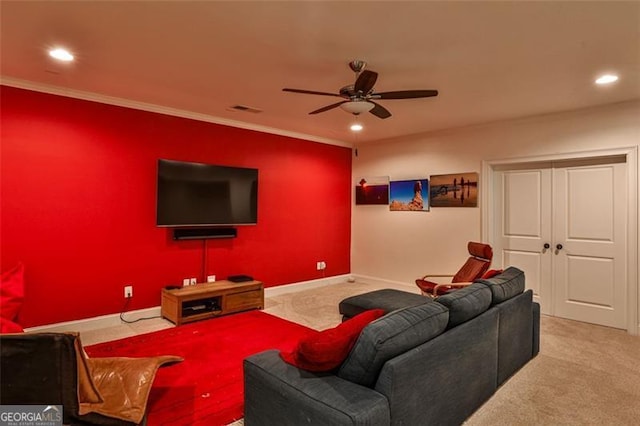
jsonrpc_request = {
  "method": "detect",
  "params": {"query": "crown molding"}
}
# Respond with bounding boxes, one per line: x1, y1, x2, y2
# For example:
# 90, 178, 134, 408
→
1, 77, 351, 148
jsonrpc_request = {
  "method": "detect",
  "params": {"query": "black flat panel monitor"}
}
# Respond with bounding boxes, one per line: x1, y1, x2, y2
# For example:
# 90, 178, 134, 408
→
156, 159, 258, 227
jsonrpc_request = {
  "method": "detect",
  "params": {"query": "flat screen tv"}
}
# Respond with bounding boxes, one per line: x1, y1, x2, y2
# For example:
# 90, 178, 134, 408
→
156, 159, 258, 227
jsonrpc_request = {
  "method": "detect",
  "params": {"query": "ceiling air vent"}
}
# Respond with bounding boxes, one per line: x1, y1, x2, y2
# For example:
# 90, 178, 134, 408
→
228, 105, 263, 113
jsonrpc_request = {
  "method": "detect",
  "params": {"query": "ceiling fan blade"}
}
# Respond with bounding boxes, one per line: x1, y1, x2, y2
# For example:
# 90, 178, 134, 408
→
374, 90, 439, 100
283, 88, 342, 97
309, 101, 348, 115
354, 70, 378, 95
369, 101, 392, 119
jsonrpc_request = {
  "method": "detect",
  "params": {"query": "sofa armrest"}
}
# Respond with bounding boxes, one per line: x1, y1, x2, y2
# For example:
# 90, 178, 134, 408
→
244, 350, 390, 426
532, 301, 540, 356
493, 290, 536, 385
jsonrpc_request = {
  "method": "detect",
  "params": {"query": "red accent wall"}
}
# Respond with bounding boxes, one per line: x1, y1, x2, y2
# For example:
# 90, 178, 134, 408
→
1, 86, 352, 327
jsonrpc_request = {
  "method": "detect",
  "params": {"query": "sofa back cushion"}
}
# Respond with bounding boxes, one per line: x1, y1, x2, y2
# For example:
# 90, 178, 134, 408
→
475, 266, 525, 305
435, 283, 492, 328
338, 302, 448, 388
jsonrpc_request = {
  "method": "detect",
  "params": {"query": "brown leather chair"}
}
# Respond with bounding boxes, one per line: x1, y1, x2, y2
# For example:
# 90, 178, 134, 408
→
0, 332, 181, 426
415, 242, 493, 297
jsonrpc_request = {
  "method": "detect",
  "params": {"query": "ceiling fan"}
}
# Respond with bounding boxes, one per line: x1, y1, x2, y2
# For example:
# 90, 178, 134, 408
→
282, 60, 438, 119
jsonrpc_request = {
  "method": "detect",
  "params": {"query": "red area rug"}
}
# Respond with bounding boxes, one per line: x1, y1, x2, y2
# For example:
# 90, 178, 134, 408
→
86, 311, 314, 426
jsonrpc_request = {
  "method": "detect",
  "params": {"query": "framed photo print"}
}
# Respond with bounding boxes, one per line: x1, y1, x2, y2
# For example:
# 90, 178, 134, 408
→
430, 172, 478, 207
389, 179, 429, 211
355, 176, 390, 205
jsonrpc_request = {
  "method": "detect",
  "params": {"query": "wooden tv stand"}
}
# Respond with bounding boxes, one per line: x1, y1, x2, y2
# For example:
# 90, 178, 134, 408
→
161, 280, 264, 325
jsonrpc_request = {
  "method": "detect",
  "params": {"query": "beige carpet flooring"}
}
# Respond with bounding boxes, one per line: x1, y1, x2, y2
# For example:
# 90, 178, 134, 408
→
82, 280, 640, 425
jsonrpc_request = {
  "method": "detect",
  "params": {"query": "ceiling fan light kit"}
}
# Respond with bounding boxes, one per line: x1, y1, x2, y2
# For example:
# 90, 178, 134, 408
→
341, 101, 375, 115
282, 60, 438, 120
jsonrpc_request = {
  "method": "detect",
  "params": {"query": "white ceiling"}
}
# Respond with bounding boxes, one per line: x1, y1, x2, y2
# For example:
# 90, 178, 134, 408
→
1, 1, 639, 145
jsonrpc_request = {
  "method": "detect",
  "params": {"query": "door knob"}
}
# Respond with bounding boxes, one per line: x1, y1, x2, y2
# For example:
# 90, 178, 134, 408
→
556, 243, 563, 250
543, 243, 550, 249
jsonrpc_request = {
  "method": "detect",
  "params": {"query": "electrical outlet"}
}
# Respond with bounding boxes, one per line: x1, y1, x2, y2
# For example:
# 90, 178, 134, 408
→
124, 285, 133, 298
190, 277, 197, 285
317, 261, 326, 270
183, 278, 190, 287
207, 275, 216, 283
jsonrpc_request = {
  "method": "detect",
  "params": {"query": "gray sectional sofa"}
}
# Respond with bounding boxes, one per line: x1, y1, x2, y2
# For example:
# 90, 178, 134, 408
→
244, 267, 539, 426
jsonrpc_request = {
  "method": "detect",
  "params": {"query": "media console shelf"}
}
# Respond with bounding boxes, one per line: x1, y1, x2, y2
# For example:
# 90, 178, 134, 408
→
161, 280, 264, 325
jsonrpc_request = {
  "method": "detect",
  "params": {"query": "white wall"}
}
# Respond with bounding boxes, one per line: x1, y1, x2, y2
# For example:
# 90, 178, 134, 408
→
351, 101, 639, 331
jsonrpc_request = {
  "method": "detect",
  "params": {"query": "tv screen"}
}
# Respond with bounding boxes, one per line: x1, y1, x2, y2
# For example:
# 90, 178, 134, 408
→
156, 159, 258, 227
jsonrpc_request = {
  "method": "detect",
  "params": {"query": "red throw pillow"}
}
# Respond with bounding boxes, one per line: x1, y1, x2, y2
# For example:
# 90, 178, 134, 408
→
1, 262, 24, 321
482, 269, 503, 279
0, 317, 24, 333
281, 309, 385, 372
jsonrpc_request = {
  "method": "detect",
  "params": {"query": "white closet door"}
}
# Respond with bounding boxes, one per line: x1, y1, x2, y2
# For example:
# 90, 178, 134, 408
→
552, 161, 627, 328
493, 157, 628, 328
494, 167, 553, 313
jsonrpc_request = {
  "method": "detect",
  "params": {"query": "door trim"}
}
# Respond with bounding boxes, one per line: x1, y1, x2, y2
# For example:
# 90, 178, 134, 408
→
481, 146, 638, 335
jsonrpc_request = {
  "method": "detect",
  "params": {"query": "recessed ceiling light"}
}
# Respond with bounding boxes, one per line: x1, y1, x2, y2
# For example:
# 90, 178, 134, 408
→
595, 74, 618, 85
350, 123, 363, 132
49, 48, 74, 62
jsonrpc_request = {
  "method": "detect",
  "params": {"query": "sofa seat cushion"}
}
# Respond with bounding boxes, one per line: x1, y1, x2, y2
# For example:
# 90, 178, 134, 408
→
475, 266, 525, 305
435, 283, 492, 328
338, 302, 449, 388
280, 309, 385, 372
339, 289, 429, 319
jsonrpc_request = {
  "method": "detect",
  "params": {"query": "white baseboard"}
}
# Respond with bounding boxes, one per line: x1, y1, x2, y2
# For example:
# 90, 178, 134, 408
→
28, 276, 635, 337
25, 306, 162, 334
350, 274, 417, 290
25, 275, 353, 332
265, 274, 352, 297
